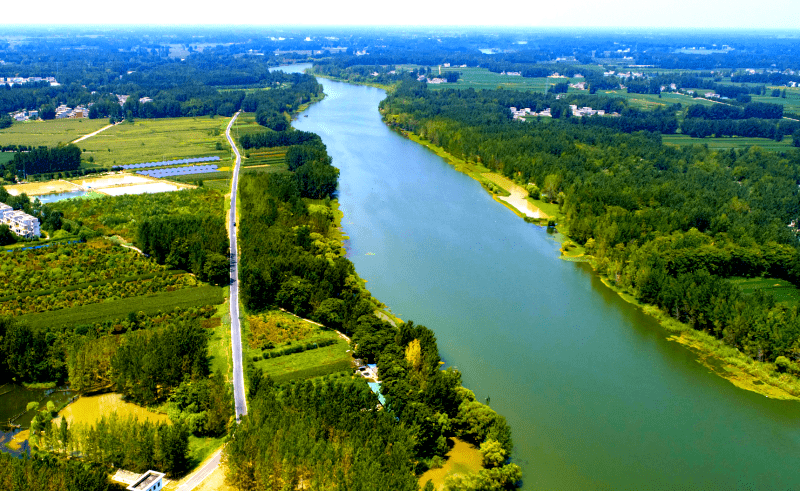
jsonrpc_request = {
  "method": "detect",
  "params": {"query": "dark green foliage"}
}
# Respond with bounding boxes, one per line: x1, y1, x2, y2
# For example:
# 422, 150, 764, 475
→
0, 452, 122, 491
0, 114, 12, 129
137, 215, 229, 284
225, 378, 419, 491
5, 145, 81, 177
240, 129, 320, 149
238, 173, 355, 322
167, 370, 233, 437
0, 223, 16, 245
0, 317, 63, 383
255, 110, 289, 131
111, 321, 210, 405
71, 414, 189, 477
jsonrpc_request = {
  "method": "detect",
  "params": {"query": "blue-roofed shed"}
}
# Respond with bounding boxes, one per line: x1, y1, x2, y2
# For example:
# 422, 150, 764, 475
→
368, 382, 386, 407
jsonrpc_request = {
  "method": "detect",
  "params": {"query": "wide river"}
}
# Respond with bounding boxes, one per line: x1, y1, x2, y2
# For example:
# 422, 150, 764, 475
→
282, 65, 800, 490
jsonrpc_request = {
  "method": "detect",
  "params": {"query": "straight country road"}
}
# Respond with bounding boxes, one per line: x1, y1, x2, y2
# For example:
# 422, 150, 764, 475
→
175, 449, 222, 491
226, 112, 247, 420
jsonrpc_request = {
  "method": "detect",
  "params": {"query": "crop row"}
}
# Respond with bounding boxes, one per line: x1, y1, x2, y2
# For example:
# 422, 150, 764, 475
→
0, 273, 199, 316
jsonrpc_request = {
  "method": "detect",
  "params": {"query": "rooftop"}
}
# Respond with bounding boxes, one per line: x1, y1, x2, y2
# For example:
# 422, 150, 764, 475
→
127, 471, 165, 491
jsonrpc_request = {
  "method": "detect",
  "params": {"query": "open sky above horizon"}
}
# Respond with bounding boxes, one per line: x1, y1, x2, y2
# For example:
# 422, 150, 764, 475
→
3, 0, 800, 30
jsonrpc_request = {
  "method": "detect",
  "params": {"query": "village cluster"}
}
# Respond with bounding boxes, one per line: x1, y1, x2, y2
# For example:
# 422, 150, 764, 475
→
510, 104, 617, 120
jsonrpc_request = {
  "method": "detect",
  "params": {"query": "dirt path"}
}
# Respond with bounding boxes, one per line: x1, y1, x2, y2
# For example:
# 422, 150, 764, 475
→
71, 122, 118, 143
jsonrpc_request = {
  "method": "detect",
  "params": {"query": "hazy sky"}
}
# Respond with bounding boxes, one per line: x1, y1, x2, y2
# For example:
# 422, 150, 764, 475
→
4, 0, 800, 29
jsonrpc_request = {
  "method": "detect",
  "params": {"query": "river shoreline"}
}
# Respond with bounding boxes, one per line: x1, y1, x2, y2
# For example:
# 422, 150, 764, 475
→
383, 119, 800, 403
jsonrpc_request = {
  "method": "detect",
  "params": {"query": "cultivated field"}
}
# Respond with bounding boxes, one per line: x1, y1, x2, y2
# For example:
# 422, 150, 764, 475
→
729, 277, 800, 305
0, 118, 109, 147
663, 134, 794, 151
79, 116, 233, 167
18, 285, 225, 329
57, 393, 169, 426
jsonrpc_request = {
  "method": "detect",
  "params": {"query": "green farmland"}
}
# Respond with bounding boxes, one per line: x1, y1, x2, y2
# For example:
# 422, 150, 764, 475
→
18, 285, 224, 329
251, 338, 353, 384
0, 118, 109, 147
663, 134, 794, 151
79, 116, 233, 167
729, 277, 800, 306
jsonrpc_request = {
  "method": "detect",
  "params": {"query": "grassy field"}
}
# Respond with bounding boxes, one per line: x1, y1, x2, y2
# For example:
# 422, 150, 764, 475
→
243, 146, 288, 167
729, 277, 800, 305
78, 116, 234, 167
244, 310, 353, 384
188, 435, 225, 469
663, 134, 794, 151
431, 67, 554, 92
252, 340, 353, 384
197, 179, 231, 192
57, 393, 169, 426
418, 438, 484, 490
0, 119, 109, 147
18, 285, 224, 329
209, 300, 233, 382
0, 152, 14, 165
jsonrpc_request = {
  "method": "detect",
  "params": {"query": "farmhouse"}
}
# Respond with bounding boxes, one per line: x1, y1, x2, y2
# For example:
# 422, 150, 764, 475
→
0, 203, 40, 238
126, 470, 165, 491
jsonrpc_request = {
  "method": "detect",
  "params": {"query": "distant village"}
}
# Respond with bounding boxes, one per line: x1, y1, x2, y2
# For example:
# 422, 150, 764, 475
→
510, 104, 620, 120
5, 78, 152, 122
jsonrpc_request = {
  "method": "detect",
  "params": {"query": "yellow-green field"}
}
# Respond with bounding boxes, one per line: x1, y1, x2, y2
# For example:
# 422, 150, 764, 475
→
57, 393, 169, 426
663, 134, 794, 151
79, 116, 233, 167
0, 118, 110, 147
418, 438, 484, 490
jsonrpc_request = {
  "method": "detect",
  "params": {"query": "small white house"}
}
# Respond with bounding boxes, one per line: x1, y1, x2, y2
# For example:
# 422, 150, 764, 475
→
127, 470, 165, 491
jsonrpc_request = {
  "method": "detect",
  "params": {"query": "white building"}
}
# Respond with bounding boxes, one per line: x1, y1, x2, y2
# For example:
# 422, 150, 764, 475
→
126, 471, 165, 491
0, 203, 40, 238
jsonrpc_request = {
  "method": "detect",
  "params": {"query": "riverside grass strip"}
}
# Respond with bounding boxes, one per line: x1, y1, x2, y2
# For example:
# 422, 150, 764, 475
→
18, 285, 224, 329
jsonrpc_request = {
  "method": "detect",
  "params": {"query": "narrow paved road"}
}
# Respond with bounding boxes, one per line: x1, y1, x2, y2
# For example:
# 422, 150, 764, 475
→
175, 449, 222, 491
226, 112, 247, 420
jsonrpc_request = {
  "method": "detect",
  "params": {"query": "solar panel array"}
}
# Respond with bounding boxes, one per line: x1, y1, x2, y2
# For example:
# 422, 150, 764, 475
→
136, 164, 220, 178
122, 156, 221, 170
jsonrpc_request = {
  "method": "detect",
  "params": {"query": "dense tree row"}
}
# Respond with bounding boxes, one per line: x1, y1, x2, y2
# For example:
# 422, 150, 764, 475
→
112, 320, 210, 405
61, 414, 190, 477
166, 371, 233, 437
0, 452, 121, 491
226, 378, 419, 490
3, 144, 81, 177
381, 81, 800, 369
240, 128, 320, 149
681, 117, 799, 140
686, 102, 784, 120
137, 215, 229, 285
